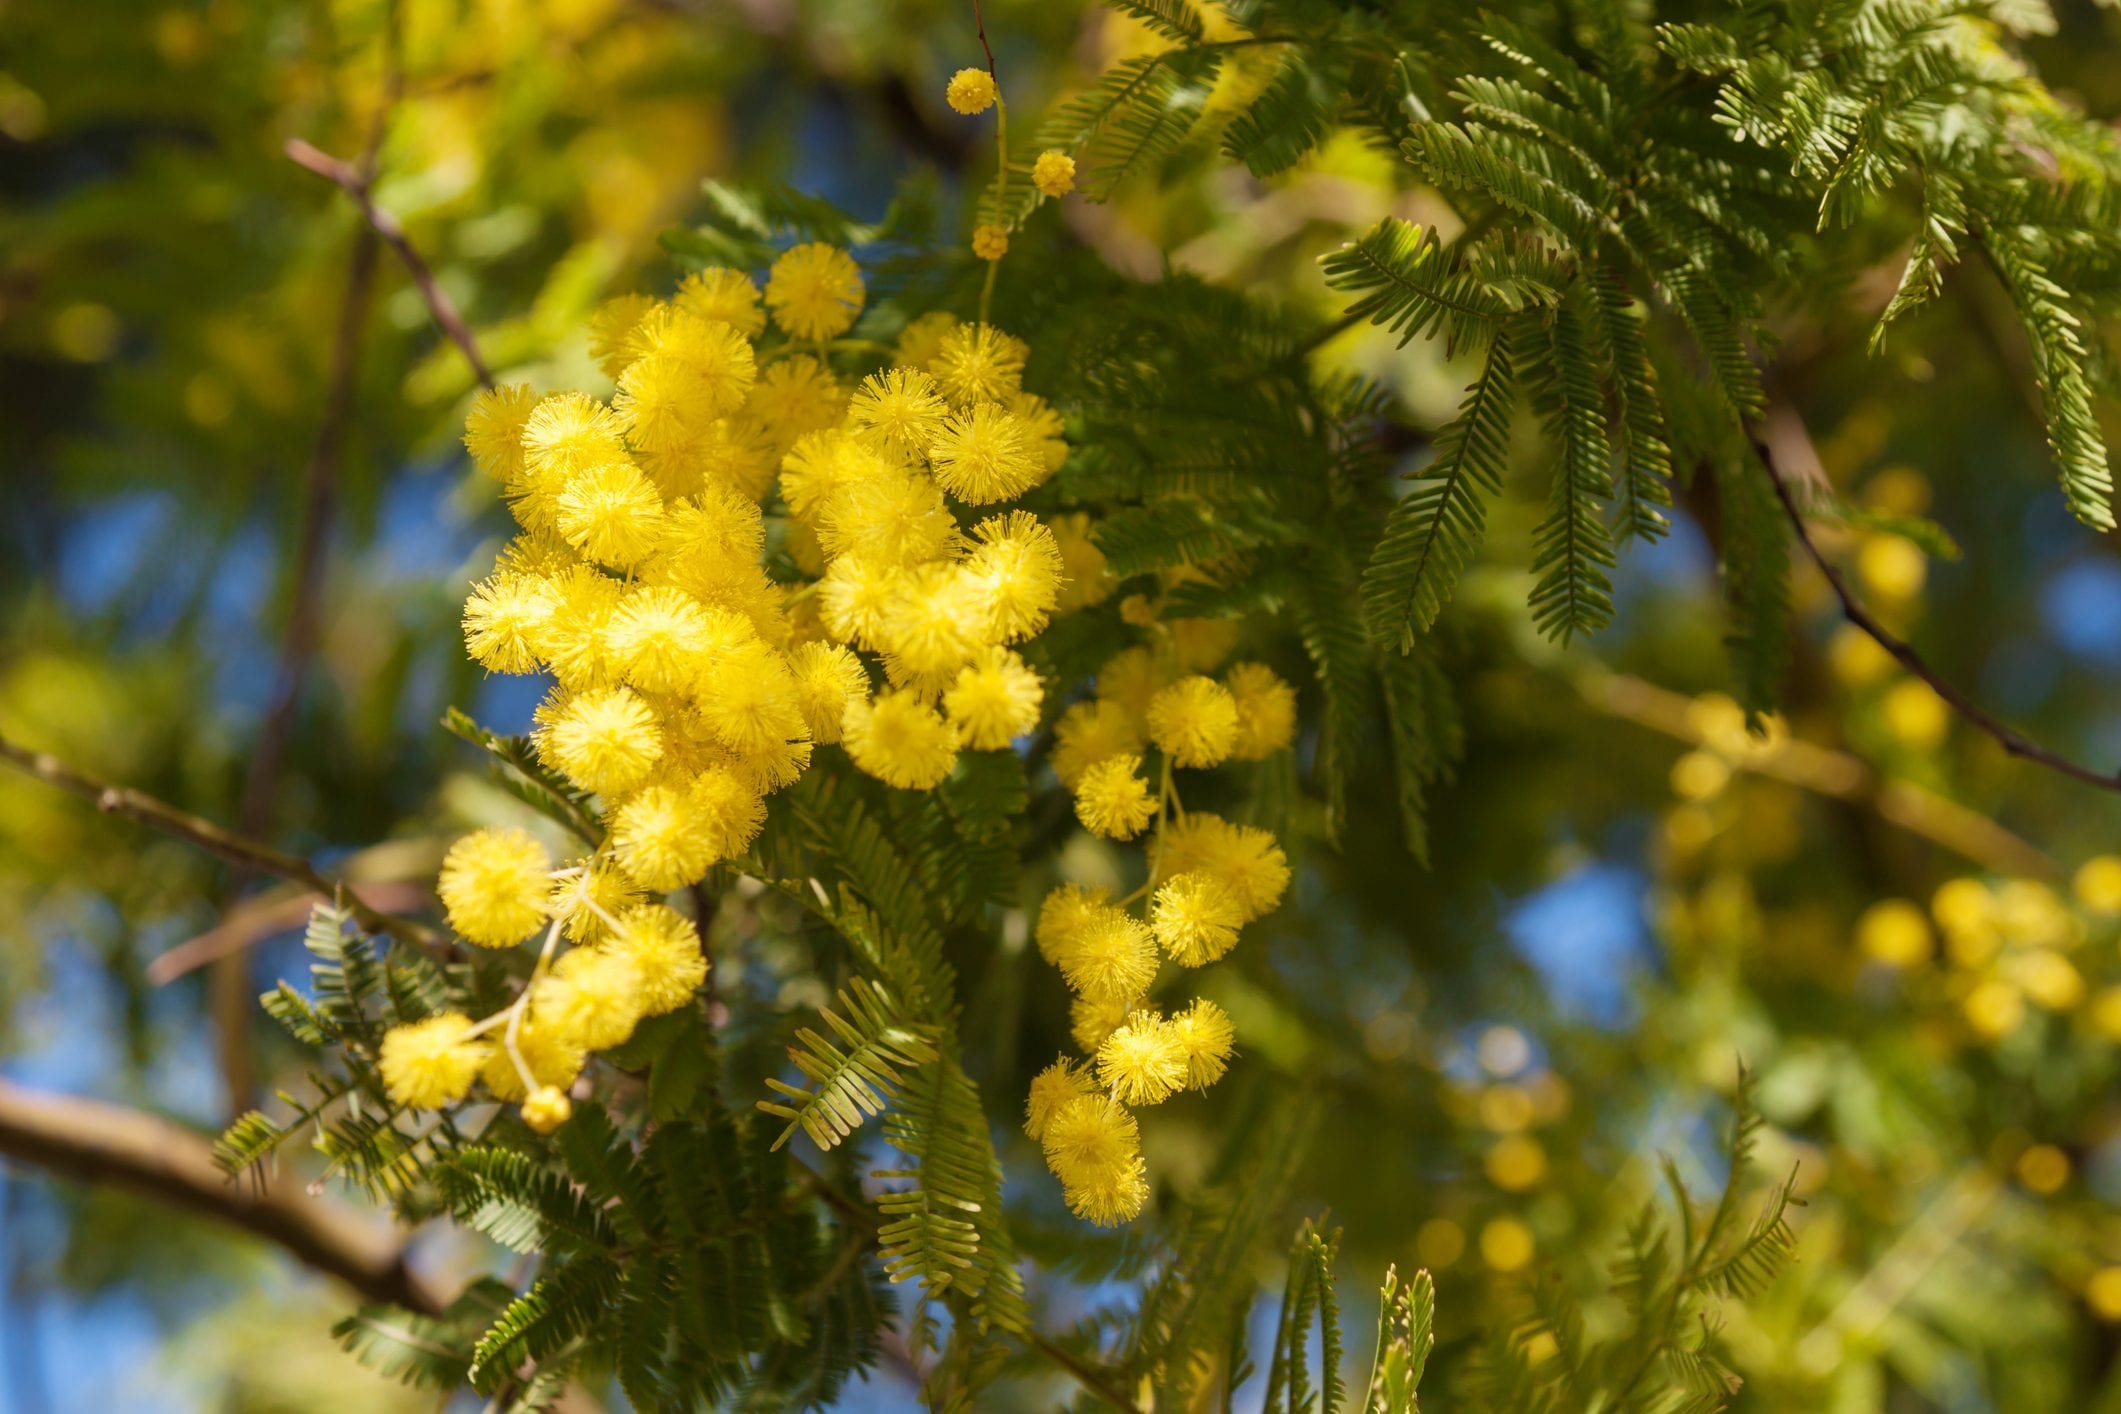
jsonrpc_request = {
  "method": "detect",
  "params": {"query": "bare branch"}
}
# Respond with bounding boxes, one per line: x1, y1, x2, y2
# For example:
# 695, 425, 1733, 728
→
0, 1077, 446, 1315
0, 730, 449, 957
285, 138, 496, 391
1758, 432, 2121, 795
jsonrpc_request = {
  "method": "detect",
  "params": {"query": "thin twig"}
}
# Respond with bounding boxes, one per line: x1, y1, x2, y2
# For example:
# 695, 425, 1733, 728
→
0, 730, 448, 957
972, 0, 997, 80
1760, 440, 2121, 795
0, 1077, 445, 1314
285, 138, 496, 391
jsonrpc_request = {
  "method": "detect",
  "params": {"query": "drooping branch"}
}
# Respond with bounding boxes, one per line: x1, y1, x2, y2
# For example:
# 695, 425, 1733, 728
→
1758, 433, 2121, 796
285, 138, 496, 391
0, 1078, 445, 1315
0, 730, 448, 956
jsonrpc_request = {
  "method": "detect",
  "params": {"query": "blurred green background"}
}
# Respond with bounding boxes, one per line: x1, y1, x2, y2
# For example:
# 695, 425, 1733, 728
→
10, 0, 2121, 1408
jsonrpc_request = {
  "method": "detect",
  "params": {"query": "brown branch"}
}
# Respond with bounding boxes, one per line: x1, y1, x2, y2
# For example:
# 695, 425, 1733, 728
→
147, 878, 434, 987
0, 730, 449, 956
1581, 672, 2060, 879
0, 1077, 446, 1315
1759, 437, 2121, 795
284, 138, 496, 391
972, 0, 997, 81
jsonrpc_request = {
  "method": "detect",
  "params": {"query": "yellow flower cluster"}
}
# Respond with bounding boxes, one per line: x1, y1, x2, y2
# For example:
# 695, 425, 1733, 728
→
384, 243, 1078, 1129
1028, 628, 1297, 1223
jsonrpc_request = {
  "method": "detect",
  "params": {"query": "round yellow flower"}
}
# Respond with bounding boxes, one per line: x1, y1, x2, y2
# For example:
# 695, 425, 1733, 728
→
1170, 998, 1234, 1089
1223, 662, 1297, 759
1032, 150, 1076, 198
537, 686, 663, 796
972, 224, 1010, 261
1024, 1056, 1096, 1141
482, 1017, 585, 1101
1041, 1094, 1138, 1188
848, 367, 949, 461
1158, 813, 1290, 922
674, 266, 766, 338
843, 689, 960, 789
789, 641, 868, 744
463, 572, 557, 676
1151, 871, 1243, 966
439, 827, 552, 947
963, 511, 1065, 643
929, 402, 1045, 504
1051, 699, 1144, 788
2074, 855, 2121, 915
945, 67, 998, 115
1096, 1012, 1188, 1106
1147, 675, 1241, 768
931, 323, 1027, 407
520, 1085, 573, 1134
533, 946, 644, 1052
943, 650, 1044, 750
1856, 898, 1931, 968
1055, 908, 1158, 1005
764, 242, 865, 342
1074, 754, 1157, 840
1036, 882, 1112, 964
608, 903, 708, 1015
463, 383, 538, 483
379, 1013, 488, 1109
553, 459, 665, 570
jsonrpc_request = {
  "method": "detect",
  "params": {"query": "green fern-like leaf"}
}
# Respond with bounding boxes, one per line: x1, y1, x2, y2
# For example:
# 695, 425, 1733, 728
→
757, 978, 941, 1152
1360, 325, 1518, 650
1527, 292, 1618, 642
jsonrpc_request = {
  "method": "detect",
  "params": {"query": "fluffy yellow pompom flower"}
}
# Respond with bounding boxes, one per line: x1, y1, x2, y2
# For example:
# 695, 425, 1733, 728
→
481, 1017, 585, 1102
464, 383, 539, 483
932, 324, 1028, 407
538, 686, 663, 796
1074, 754, 1156, 839
1151, 871, 1243, 966
896, 310, 961, 370
1051, 698, 1145, 788
945, 66, 998, 115
521, 1086, 573, 1134
1043, 1097, 1148, 1226
549, 861, 643, 943
930, 402, 1045, 504
1170, 998, 1235, 1089
1055, 907, 1159, 1004
963, 511, 1065, 643
818, 469, 957, 568
1032, 150, 1077, 197
789, 641, 868, 743
609, 903, 708, 1014
1159, 813, 1290, 922
675, 266, 766, 338
843, 689, 960, 789
587, 294, 659, 378
848, 367, 949, 461
1036, 882, 1112, 963
1042, 1094, 1137, 1185
521, 392, 626, 485
609, 767, 763, 889
780, 429, 889, 525
1224, 662, 1297, 760
1066, 1155, 1150, 1226
1071, 993, 1131, 1051
1024, 1056, 1097, 1141
750, 355, 851, 449
1049, 513, 1115, 613
529, 565, 624, 689
1147, 675, 1240, 768
1096, 645, 1166, 720
818, 556, 907, 648
943, 650, 1044, 750
554, 459, 665, 570
972, 224, 1010, 261
439, 827, 552, 947
614, 309, 757, 451
765, 242, 865, 342
1097, 1012, 1188, 1106
697, 640, 807, 755
876, 565, 984, 684
533, 947, 644, 1052
379, 1013, 487, 1109
606, 585, 712, 693
463, 572, 557, 675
